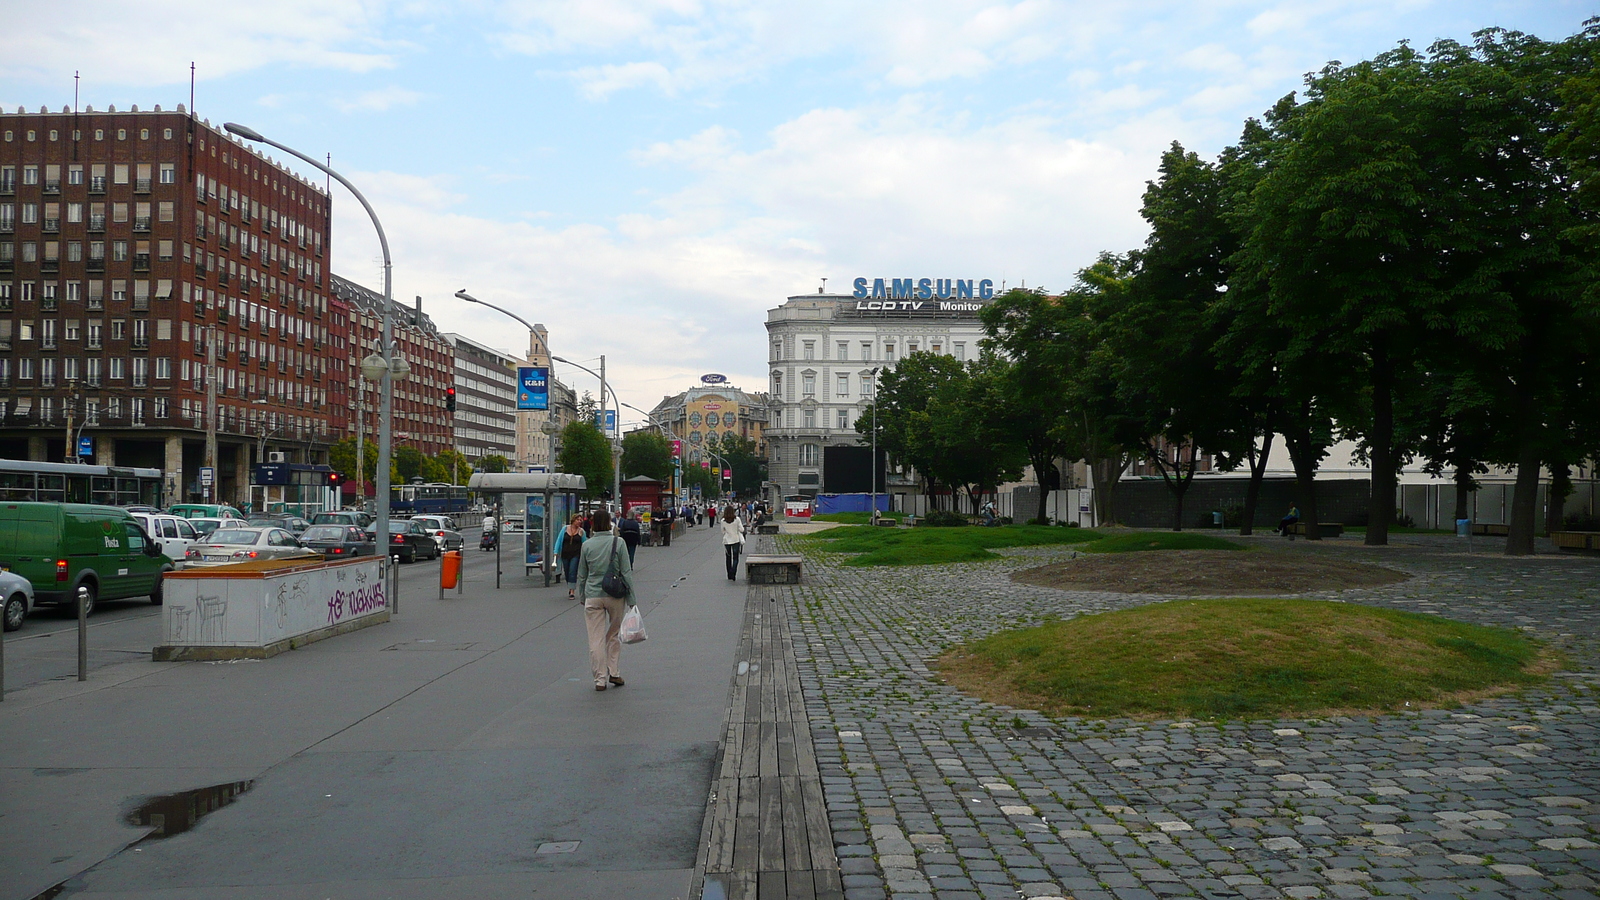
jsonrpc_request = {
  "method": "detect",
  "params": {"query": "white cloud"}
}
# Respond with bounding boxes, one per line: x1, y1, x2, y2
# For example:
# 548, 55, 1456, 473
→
331, 86, 426, 112
0, 0, 397, 88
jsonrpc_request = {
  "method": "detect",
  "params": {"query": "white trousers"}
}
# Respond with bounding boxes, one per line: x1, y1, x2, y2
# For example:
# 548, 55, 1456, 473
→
584, 595, 626, 685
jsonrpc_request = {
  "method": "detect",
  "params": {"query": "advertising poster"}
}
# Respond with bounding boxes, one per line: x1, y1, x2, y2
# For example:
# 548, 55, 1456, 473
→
525, 494, 546, 569
517, 367, 550, 410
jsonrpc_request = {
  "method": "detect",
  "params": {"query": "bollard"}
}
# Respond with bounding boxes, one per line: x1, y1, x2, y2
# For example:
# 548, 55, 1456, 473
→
391, 556, 401, 614
77, 584, 88, 682
457, 544, 465, 596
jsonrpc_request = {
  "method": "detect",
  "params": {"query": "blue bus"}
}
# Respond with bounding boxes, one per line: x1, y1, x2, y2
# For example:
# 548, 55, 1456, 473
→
390, 483, 472, 518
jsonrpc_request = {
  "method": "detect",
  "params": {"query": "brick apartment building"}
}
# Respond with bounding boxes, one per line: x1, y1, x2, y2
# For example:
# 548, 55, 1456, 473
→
0, 104, 340, 505
330, 275, 454, 461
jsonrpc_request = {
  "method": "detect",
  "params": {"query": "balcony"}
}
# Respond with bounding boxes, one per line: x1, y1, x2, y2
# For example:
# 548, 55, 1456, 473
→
132, 297, 150, 312
132, 338, 149, 350
0, 259, 12, 274
194, 224, 208, 240
44, 180, 60, 194
133, 217, 151, 232
134, 178, 151, 193
0, 221, 12, 233
218, 236, 230, 251
133, 253, 151, 272
87, 298, 104, 311
89, 177, 106, 193
0, 299, 10, 312
0, 178, 13, 194
88, 215, 106, 232
41, 298, 58, 312
193, 261, 207, 276
43, 218, 60, 232
41, 258, 59, 274
87, 257, 106, 272
41, 338, 56, 349
217, 271, 230, 287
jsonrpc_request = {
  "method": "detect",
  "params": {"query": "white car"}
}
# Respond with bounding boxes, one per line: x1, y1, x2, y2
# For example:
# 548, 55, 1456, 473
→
409, 515, 464, 551
1, 569, 34, 632
131, 513, 202, 563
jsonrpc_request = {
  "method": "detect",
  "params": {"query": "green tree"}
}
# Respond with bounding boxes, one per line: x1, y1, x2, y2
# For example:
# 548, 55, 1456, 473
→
478, 455, 510, 474
393, 446, 426, 484
980, 289, 1073, 522
682, 459, 718, 497
328, 437, 379, 485
557, 422, 612, 498
710, 432, 766, 498
435, 449, 474, 485
622, 430, 673, 482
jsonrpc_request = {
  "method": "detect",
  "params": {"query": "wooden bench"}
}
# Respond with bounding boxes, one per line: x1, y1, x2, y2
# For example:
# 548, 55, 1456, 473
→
1551, 531, 1600, 552
875, 518, 898, 527
1471, 522, 1510, 537
746, 555, 803, 585
1287, 522, 1344, 538
756, 524, 780, 535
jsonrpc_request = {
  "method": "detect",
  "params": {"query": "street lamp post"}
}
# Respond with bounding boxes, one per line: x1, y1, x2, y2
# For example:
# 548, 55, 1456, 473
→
551, 354, 622, 510
870, 366, 881, 523
453, 288, 545, 471
226, 122, 402, 575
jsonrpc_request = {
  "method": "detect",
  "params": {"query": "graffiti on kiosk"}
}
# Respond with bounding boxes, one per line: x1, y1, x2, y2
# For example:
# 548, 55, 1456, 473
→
327, 583, 388, 626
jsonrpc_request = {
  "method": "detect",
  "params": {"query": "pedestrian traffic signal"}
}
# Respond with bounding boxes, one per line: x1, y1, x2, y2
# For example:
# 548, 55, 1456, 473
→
445, 387, 456, 412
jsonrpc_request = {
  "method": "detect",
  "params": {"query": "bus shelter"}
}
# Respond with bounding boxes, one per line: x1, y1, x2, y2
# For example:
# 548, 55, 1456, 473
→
466, 472, 586, 588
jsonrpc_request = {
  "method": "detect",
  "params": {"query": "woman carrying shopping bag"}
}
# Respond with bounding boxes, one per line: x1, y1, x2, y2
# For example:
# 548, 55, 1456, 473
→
720, 504, 746, 580
575, 509, 636, 691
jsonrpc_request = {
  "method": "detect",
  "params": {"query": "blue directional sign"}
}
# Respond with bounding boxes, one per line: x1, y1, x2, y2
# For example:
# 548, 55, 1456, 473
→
517, 366, 549, 410
77, 436, 93, 457
594, 409, 617, 437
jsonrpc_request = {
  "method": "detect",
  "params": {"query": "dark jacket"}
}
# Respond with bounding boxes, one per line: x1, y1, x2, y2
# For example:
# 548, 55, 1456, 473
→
618, 517, 642, 548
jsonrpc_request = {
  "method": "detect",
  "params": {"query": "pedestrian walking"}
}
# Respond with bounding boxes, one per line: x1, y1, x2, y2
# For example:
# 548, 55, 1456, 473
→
618, 508, 642, 564
555, 514, 586, 600
575, 509, 635, 691
720, 504, 746, 580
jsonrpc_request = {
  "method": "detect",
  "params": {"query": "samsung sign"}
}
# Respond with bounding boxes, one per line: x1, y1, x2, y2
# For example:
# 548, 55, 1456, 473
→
852, 277, 995, 301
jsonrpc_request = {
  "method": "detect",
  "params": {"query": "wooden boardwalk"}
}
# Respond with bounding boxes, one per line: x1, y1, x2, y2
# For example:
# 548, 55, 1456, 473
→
691, 581, 842, 900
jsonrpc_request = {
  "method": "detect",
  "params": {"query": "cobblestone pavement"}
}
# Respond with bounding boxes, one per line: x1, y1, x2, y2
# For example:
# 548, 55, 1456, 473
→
766, 531, 1600, 900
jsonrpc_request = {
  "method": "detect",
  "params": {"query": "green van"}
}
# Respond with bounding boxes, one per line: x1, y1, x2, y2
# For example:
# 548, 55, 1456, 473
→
169, 503, 246, 521
0, 503, 173, 616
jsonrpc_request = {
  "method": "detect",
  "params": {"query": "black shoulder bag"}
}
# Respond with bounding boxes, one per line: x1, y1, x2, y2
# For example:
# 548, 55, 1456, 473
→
600, 536, 629, 599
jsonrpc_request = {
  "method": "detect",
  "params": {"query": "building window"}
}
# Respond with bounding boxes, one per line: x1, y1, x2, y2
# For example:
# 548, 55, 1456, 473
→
954, 342, 966, 360
907, 341, 919, 354
836, 373, 849, 397
64, 320, 79, 341
86, 356, 101, 384
800, 443, 819, 467
836, 408, 849, 430
68, 165, 82, 185
87, 321, 102, 350
771, 371, 782, 398
110, 357, 125, 380
837, 341, 849, 360
802, 374, 815, 397
155, 357, 171, 379
884, 342, 895, 360
803, 407, 816, 429
803, 341, 815, 361
863, 373, 875, 398
41, 357, 56, 387
132, 357, 148, 386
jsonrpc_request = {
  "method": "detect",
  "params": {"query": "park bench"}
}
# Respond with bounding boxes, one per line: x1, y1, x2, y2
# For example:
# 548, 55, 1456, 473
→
1286, 522, 1345, 538
1471, 522, 1511, 537
745, 554, 803, 584
1550, 531, 1600, 552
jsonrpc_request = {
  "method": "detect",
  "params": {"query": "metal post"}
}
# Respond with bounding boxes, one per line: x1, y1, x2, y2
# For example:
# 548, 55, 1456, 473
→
391, 555, 400, 614
77, 586, 87, 681
205, 327, 218, 502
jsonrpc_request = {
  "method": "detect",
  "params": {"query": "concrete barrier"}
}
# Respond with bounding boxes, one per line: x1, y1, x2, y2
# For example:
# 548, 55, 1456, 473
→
153, 556, 390, 661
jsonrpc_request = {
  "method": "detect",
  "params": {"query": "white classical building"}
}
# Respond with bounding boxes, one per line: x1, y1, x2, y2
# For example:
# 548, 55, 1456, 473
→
763, 281, 996, 508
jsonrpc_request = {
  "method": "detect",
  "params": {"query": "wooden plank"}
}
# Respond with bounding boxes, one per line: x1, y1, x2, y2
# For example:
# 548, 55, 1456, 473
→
776, 721, 798, 776
757, 871, 788, 899
738, 721, 762, 779
799, 774, 835, 878
732, 775, 761, 875
785, 870, 818, 900
757, 775, 786, 875
811, 865, 844, 900
779, 773, 812, 871
759, 721, 780, 780
703, 776, 739, 872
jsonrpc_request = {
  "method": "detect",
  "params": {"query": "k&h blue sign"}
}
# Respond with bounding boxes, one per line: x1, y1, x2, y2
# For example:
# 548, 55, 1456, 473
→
517, 366, 549, 410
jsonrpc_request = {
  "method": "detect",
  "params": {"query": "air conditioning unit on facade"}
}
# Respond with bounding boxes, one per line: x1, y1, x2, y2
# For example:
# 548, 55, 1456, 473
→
267, 451, 287, 463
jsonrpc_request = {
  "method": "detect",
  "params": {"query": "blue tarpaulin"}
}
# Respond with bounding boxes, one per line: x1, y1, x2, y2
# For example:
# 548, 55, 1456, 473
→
813, 493, 892, 514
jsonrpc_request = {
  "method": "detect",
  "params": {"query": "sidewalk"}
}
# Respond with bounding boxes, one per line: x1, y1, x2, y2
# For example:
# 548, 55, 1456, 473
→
773, 533, 1600, 900
0, 523, 750, 900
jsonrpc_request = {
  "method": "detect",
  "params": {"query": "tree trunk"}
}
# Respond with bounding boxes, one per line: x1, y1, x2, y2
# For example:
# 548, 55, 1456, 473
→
1453, 466, 1473, 522
1505, 438, 1542, 556
1546, 461, 1571, 535
1284, 424, 1322, 541
1365, 340, 1394, 546
1240, 430, 1274, 536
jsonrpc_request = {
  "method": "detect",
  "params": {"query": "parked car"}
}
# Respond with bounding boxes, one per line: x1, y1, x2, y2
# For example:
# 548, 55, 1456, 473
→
188, 516, 250, 538
0, 503, 172, 616
169, 503, 248, 521
1, 569, 35, 632
247, 514, 312, 536
409, 515, 464, 552
299, 524, 377, 558
367, 519, 439, 564
182, 527, 322, 568
130, 512, 203, 562
312, 510, 374, 529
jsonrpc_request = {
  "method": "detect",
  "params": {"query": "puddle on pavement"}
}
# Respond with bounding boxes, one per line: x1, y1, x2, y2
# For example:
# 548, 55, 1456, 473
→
126, 780, 255, 841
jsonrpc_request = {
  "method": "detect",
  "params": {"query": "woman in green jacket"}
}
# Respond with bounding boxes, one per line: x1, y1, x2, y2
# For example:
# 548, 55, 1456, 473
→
575, 509, 636, 691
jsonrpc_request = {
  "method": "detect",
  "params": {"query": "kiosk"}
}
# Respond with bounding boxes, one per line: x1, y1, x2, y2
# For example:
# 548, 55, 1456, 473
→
467, 472, 586, 588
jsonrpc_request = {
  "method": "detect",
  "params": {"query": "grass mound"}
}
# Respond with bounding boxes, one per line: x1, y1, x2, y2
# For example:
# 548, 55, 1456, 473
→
798, 524, 1105, 567
936, 598, 1553, 719
1083, 532, 1247, 553
811, 511, 906, 524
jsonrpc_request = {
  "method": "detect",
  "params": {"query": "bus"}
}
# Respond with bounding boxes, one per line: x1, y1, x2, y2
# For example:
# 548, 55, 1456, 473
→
0, 459, 164, 507
390, 483, 472, 518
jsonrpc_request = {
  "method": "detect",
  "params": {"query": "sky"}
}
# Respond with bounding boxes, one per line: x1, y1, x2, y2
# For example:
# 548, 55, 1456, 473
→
1, 0, 1591, 427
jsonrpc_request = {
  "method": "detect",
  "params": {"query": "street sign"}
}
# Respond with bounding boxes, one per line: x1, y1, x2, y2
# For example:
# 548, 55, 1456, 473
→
77, 436, 93, 457
199, 466, 215, 487
594, 409, 617, 437
517, 366, 549, 410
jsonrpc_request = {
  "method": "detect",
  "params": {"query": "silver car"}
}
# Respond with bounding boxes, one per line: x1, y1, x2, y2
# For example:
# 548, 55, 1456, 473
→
409, 515, 464, 552
1, 569, 34, 632
182, 527, 322, 568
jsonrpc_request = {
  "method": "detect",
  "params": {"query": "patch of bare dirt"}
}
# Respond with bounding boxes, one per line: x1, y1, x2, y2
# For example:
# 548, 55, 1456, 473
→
1013, 549, 1409, 595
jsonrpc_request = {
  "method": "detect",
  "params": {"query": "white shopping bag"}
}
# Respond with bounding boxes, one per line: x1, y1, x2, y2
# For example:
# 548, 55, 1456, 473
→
620, 604, 648, 644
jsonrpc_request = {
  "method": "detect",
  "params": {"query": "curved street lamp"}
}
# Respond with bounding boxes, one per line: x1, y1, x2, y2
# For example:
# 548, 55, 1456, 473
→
225, 122, 403, 577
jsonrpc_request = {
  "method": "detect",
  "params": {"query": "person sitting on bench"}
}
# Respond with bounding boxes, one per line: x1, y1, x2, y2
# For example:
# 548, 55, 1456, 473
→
1276, 505, 1300, 535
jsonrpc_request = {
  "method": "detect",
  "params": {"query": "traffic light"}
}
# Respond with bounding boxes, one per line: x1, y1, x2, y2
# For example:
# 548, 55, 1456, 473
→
445, 387, 456, 412
327, 472, 344, 487
603, 489, 614, 501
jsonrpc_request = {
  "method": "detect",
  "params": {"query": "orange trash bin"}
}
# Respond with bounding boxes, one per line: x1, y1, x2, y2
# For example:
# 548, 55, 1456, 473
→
440, 550, 462, 590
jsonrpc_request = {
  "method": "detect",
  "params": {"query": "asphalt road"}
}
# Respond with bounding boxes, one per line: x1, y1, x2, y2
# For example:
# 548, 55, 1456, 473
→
1, 522, 746, 900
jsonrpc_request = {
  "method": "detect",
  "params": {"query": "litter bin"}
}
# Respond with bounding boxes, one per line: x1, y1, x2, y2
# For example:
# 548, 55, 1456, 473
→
1456, 518, 1471, 537
440, 550, 462, 589
1212, 511, 1224, 528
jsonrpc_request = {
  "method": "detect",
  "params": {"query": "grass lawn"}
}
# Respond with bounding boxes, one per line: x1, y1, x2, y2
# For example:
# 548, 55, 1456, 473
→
811, 511, 907, 524
1081, 532, 1247, 553
937, 598, 1555, 719
796, 524, 1105, 566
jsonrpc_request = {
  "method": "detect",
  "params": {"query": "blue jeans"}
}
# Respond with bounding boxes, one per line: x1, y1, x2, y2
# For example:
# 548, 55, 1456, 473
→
563, 555, 580, 585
